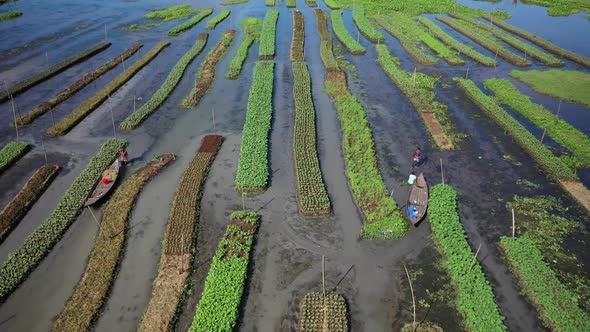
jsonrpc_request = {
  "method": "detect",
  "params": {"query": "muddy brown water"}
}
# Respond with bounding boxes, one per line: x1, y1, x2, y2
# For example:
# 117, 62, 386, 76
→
0, 0, 589, 331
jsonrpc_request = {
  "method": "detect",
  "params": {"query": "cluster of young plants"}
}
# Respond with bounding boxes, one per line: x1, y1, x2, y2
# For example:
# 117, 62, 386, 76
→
376, 17, 438, 66
259, 10, 278, 59
331, 10, 366, 55
47, 42, 169, 136
189, 211, 259, 331
291, 11, 304, 62
418, 32, 464, 65
451, 14, 563, 66
221, 0, 249, 5
324, 0, 339, 9
375, 45, 455, 149
0, 138, 126, 302
0, 11, 22, 22
0, 42, 111, 102
0, 164, 59, 244
480, 16, 590, 67
120, 34, 208, 130
428, 184, 507, 331
292, 62, 331, 215
181, 30, 235, 108
120, 23, 161, 32
17, 44, 142, 127
485, 78, 590, 167
144, 4, 199, 21
299, 292, 349, 331
287, 0, 296, 8
235, 61, 274, 194
315, 10, 338, 70
139, 136, 223, 332
437, 16, 530, 66
265, 0, 274, 6
305, 0, 317, 7
500, 235, 590, 331
417, 16, 496, 67
315, 10, 408, 239
337, 0, 504, 17
52, 155, 174, 332
168, 8, 213, 36
205, 10, 230, 29
455, 78, 578, 181
352, 5, 384, 43
0, 141, 29, 174
226, 35, 255, 79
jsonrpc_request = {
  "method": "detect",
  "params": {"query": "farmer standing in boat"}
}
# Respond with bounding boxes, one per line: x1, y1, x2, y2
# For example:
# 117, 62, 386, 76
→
118, 148, 128, 165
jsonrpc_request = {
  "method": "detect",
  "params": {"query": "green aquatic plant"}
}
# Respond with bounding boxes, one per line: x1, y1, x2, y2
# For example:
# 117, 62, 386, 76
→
120, 23, 161, 31
509, 69, 590, 108
144, 4, 198, 21
331, 10, 366, 55
376, 15, 438, 65
168, 8, 213, 36
0, 11, 22, 22
205, 10, 230, 29
352, 5, 384, 42
259, 10, 279, 59
0, 142, 29, 174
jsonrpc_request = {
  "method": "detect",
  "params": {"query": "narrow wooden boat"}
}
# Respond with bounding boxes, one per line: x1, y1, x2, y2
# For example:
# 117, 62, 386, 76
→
84, 160, 120, 207
407, 173, 428, 225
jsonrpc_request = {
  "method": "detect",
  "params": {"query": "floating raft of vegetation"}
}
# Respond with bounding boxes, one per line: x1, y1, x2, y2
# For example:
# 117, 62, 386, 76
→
259, 10, 278, 59
221, 0, 249, 5
0, 42, 111, 103
331, 10, 366, 55
226, 18, 260, 79
205, 9, 230, 29
0, 11, 22, 22
299, 292, 349, 331
291, 11, 304, 62
168, 8, 213, 36
287, 0, 296, 8
305, 0, 317, 7
509, 69, 590, 108
376, 16, 439, 66
352, 5, 384, 43
52, 155, 174, 332
144, 4, 199, 21
0, 141, 29, 175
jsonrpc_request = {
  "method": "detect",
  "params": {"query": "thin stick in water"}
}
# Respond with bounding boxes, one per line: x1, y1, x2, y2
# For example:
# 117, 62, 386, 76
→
468, 243, 482, 273
403, 263, 416, 327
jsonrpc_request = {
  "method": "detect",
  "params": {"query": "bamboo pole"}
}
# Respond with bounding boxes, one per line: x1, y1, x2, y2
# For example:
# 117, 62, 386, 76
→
403, 263, 416, 327
468, 243, 482, 273
322, 255, 327, 332
87, 207, 101, 230
440, 158, 444, 185
512, 208, 515, 238
10, 93, 19, 141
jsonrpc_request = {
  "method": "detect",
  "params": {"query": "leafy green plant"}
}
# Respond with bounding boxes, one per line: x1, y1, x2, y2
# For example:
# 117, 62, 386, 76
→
485, 79, 590, 167
429, 184, 506, 331
47, 42, 169, 136
352, 5, 384, 42
221, 0, 249, 5
455, 78, 578, 181
144, 4, 198, 21
291, 11, 305, 62
315, 9, 338, 70
120, 34, 208, 130
205, 10, 230, 30
324, 0, 339, 9
287, 0, 296, 8
168, 8, 213, 36
0, 42, 111, 103
259, 10, 279, 59
299, 292, 349, 331
331, 10, 366, 55
0, 11, 22, 22
376, 16, 438, 65
0, 141, 29, 174
0, 138, 126, 303
235, 61, 275, 194
418, 32, 464, 65
226, 36, 255, 79
417, 16, 495, 67
189, 211, 259, 331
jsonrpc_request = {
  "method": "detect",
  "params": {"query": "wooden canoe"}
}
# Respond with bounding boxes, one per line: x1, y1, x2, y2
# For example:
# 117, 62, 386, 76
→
407, 173, 428, 225
84, 160, 120, 207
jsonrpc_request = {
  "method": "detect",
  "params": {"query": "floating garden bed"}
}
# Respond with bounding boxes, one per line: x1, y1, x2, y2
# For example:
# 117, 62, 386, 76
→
0, 138, 126, 303
429, 184, 507, 331
331, 10, 366, 55
0, 42, 111, 103
259, 10, 278, 59
509, 69, 590, 108
376, 45, 455, 150
299, 292, 349, 331
17, 44, 142, 127
305, 0, 317, 7
291, 11, 305, 62
324, 0, 339, 9
168, 8, 213, 36
138, 136, 223, 332
235, 60, 274, 194
0, 11, 22, 22
292, 62, 331, 215
181, 30, 235, 108
47, 41, 169, 136
145, 4, 199, 21
315, 9, 338, 70
205, 10, 230, 30
352, 5, 384, 43
52, 154, 174, 332
0, 164, 59, 244
120, 34, 208, 130
0, 141, 29, 175
225, 18, 261, 80
188, 211, 259, 331
221, 0, 249, 5
376, 16, 439, 66
287, 0, 296, 8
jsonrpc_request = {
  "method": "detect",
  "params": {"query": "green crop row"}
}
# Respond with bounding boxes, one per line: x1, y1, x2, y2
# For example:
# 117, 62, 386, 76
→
0, 138, 126, 303
0, 141, 29, 175
315, 10, 408, 239
205, 10, 230, 29
519, 0, 589, 17
182, 30, 235, 108
480, 16, 590, 67
119, 34, 208, 130
17, 44, 142, 127
0, 42, 111, 103
145, 4, 199, 21
315, 9, 338, 70
52, 155, 174, 332
429, 184, 507, 331
455, 78, 578, 180
259, 10, 279, 59
418, 32, 464, 65
47, 41, 169, 136
500, 235, 590, 331
168, 8, 213, 36
287, 0, 296, 8
300, 292, 349, 331
324, 0, 339, 9
292, 62, 331, 215
189, 211, 259, 331
417, 16, 496, 66
451, 14, 563, 66
0, 11, 22, 21
291, 11, 304, 62
485, 79, 590, 167
375, 44, 455, 150
437, 16, 530, 66
331, 10, 366, 55
376, 17, 439, 66
226, 36, 255, 79
266, 0, 274, 6
221, 0, 249, 5
235, 61, 274, 194
352, 5, 384, 43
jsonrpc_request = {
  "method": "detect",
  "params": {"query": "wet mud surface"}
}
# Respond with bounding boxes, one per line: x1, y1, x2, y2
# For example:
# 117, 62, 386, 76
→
0, 0, 589, 331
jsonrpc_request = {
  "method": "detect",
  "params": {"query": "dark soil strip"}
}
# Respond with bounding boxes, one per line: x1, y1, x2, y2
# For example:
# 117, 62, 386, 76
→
0, 165, 59, 244
0, 42, 111, 103
181, 30, 235, 108
291, 11, 304, 62
52, 155, 174, 332
16, 44, 142, 127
